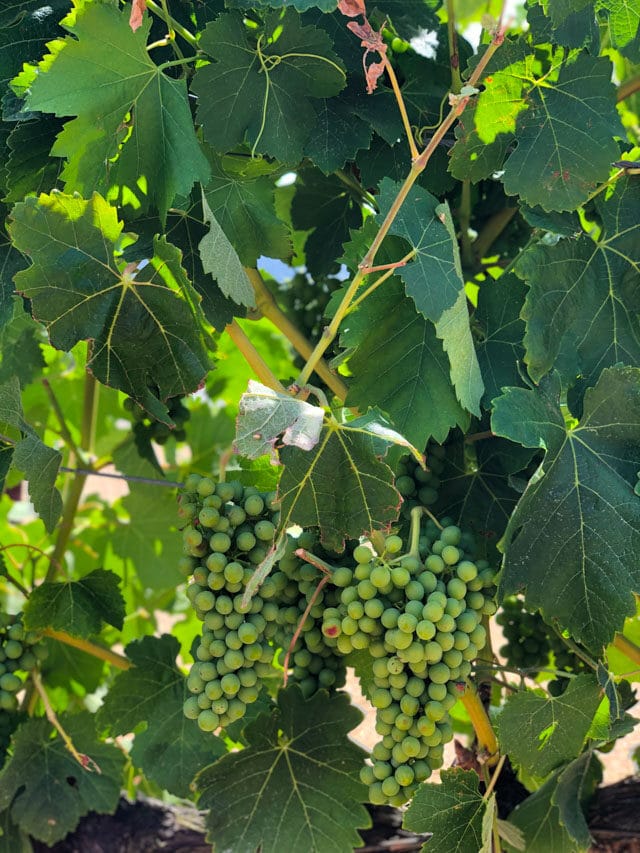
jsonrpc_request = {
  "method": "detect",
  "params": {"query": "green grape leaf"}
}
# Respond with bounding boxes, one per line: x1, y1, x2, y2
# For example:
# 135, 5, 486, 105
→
127, 197, 239, 331
342, 277, 470, 449
278, 417, 401, 551
434, 435, 535, 561
20, 2, 210, 218
0, 807, 31, 853
0, 0, 69, 87
496, 675, 603, 778
199, 196, 256, 308
23, 568, 125, 637
373, 0, 441, 41
527, 2, 599, 51
597, 0, 640, 59
227, 0, 338, 11
235, 380, 325, 461
403, 768, 486, 853
291, 167, 362, 276
505, 757, 599, 852
193, 10, 346, 163
202, 151, 291, 266
304, 96, 373, 174
480, 794, 498, 853
517, 177, 640, 385
493, 366, 640, 652
376, 179, 483, 415
502, 52, 620, 211
547, 0, 594, 26
110, 468, 183, 591
41, 639, 105, 694
475, 271, 527, 406
197, 685, 370, 853
0, 713, 125, 845
449, 101, 514, 183
5, 117, 63, 203
0, 218, 27, 334
553, 751, 601, 849
0, 376, 62, 532
97, 635, 226, 798
9, 192, 212, 421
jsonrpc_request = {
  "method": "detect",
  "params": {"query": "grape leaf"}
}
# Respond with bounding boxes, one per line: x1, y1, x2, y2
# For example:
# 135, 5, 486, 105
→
202, 151, 291, 266
23, 568, 125, 637
434, 434, 535, 560
5, 117, 63, 202
527, 2, 600, 52
110, 475, 183, 591
0, 713, 125, 845
0, 0, 69, 87
492, 367, 640, 652
403, 768, 486, 853
97, 635, 226, 798
278, 417, 401, 550
41, 639, 105, 694
475, 271, 527, 406
553, 751, 601, 849
372, 0, 441, 42
505, 758, 598, 852
496, 675, 603, 778
235, 380, 325, 461
9, 192, 212, 421
20, 2, 210, 218
342, 277, 470, 449
501, 52, 621, 211
0, 216, 27, 333
291, 167, 362, 276
192, 10, 346, 163
0, 376, 62, 531
597, 0, 640, 59
126, 197, 239, 331
376, 179, 483, 415
227, 0, 338, 10
517, 177, 640, 386
199, 196, 256, 308
0, 807, 31, 853
197, 685, 370, 853
304, 96, 373, 174
449, 102, 514, 183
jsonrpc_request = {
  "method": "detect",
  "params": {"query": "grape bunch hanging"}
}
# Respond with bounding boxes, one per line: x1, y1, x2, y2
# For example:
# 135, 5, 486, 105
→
178, 475, 345, 733
0, 614, 48, 711
321, 517, 497, 806
497, 596, 588, 694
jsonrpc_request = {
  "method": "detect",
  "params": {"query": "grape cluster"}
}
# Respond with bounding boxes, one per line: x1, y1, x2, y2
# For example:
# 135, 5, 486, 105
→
497, 596, 587, 694
396, 442, 446, 519
124, 395, 190, 445
321, 521, 497, 806
0, 614, 48, 711
179, 475, 345, 734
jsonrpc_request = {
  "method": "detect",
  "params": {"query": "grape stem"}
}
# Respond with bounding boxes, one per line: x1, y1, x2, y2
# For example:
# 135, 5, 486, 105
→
41, 628, 132, 671
225, 320, 286, 393
145, 0, 199, 49
31, 669, 102, 772
459, 683, 499, 762
42, 378, 84, 463
46, 365, 98, 583
282, 549, 332, 685
612, 633, 640, 668
245, 268, 349, 402
294, 16, 507, 389
483, 753, 507, 801
0, 543, 62, 588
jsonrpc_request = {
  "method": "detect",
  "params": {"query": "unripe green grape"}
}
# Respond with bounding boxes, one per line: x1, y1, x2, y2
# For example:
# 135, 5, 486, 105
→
351, 631, 369, 650
440, 526, 461, 546
370, 565, 391, 589
402, 642, 425, 664
210, 532, 231, 553
427, 682, 448, 702
469, 624, 487, 648
405, 580, 425, 601
19, 651, 36, 670
422, 600, 444, 623
384, 534, 404, 555
467, 591, 485, 610
380, 608, 399, 629
199, 661, 218, 681
416, 716, 436, 737
405, 676, 425, 698
445, 597, 465, 618
236, 531, 256, 552
340, 586, 358, 606
435, 632, 455, 652
436, 613, 456, 633
225, 612, 244, 631
197, 710, 220, 731
400, 694, 419, 716
331, 566, 353, 587
213, 516, 231, 534
4, 641, 22, 660
456, 609, 479, 634
195, 591, 216, 612
425, 700, 446, 721
401, 736, 420, 758
462, 643, 478, 661
453, 630, 470, 650
441, 545, 461, 566
447, 578, 467, 600
482, 599, 498, 616
183, 696, 200, 719
0, 673, 21, 693
424, 641, 443, 663
395, 713, 413, 732
456, 560, 478, 582
360, 764, 376, 787
197, 691, 212, 709
391, 567, 410, 588
198, 507, 220, 528
397, 613, 417, 634
381, 776, 400, 798
221, 673, 240, 695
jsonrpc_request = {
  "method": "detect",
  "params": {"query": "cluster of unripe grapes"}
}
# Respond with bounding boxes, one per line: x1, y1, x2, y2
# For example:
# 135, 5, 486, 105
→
396, 443, 446, 518
123, 395, 190, 444
179, 475, 345, 734
497, 596, 587, 694
321, 520, 497, 806
0, 613, 48, 711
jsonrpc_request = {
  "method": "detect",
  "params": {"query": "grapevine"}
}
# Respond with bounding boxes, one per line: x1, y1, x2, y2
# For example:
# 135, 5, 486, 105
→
0, 0, 638, 848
